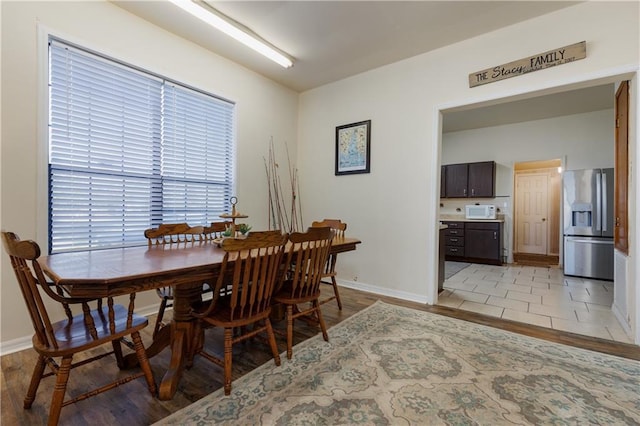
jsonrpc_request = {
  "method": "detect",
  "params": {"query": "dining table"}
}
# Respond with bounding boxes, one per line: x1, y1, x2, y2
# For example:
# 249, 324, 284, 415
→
38, 234, 361, 400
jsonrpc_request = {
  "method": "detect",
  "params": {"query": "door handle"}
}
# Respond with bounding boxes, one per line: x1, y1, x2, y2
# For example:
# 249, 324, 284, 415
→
601, 172, 607, 232
542, 218, 546, 222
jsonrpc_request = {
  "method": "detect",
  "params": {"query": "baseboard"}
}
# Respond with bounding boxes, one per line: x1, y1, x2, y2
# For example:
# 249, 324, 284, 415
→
513, 253, 559, 267
0, 335, 33, 357
337, 279, 428, 305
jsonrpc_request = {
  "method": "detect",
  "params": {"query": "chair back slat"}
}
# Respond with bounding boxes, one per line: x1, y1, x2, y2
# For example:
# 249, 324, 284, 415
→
202, 221, 232, 240
311, 219, 346, 236
206, 231, 287, 322
285, 227, 334, 300
145, 221, 231, 246
145, 223, 206, 246
311, 219, 346, 274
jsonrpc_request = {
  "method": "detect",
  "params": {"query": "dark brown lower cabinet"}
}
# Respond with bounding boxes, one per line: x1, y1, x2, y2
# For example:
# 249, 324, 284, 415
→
443, 220, 503, 265
443, 221, 465, 259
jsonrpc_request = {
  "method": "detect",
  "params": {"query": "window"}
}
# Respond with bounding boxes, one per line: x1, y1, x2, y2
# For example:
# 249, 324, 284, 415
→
48, 39, 234, 253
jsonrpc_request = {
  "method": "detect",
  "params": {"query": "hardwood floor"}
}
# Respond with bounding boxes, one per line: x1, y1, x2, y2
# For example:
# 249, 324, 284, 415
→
2, 286, 638, 425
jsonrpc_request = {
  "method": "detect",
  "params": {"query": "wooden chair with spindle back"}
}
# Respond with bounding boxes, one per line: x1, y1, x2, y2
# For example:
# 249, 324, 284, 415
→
311, 219, 347, 309
273, 226, 334, 359
1, 231, 157, 426
191, 230, 288, 395
145, 222, 229, 338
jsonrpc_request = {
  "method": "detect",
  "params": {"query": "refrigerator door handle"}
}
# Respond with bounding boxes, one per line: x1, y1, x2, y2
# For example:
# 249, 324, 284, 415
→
569, 238, 614, 245
601, 172, 607, 232
595, 171, 602, 232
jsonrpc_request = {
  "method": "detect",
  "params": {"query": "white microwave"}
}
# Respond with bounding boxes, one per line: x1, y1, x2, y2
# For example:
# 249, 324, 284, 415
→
465, 204, 496, 220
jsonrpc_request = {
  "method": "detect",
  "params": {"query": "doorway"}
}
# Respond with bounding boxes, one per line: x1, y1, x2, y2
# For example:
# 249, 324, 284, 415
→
436, 77, 636, 343
513, 159, 561, 266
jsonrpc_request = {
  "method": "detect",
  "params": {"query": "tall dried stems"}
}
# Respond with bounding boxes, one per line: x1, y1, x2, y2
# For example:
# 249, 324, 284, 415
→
264, 138, 303, 233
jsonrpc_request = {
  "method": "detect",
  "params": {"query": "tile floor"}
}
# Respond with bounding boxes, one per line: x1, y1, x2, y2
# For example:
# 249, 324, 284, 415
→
438, 262, 633, 344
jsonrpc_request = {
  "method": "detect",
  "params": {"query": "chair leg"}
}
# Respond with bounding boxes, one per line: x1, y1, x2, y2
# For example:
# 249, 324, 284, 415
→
331, 276, 343, 310
48, 355, 73, 426
314, 300, 329, 342
286, 305, 294, 360
112, 339, 125, 369
23, 354, 47, 409
265, 318, 281, 366
223, 328, 233, 395
131, 331, 157, 396
153, 297, 168, 339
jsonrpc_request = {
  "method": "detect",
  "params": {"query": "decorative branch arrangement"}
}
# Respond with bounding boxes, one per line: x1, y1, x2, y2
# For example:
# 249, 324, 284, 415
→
264, 137, 303, 233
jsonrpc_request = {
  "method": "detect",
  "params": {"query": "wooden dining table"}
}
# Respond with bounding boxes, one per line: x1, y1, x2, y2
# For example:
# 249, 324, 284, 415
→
38, 235, 361, 400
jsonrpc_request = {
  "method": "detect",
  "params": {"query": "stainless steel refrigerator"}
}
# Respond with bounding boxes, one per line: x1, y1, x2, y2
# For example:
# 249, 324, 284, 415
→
563, 168, 614, 281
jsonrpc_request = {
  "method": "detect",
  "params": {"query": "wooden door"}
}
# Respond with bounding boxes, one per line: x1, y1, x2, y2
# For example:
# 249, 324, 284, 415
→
515, 173, 548, 255
614, 81, 629, 254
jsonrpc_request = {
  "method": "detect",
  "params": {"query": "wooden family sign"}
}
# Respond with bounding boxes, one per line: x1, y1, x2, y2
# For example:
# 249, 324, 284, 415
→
469, 41, 586, 88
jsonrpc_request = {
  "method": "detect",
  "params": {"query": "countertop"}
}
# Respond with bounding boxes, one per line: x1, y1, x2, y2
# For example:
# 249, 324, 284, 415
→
440, 214, 504, 223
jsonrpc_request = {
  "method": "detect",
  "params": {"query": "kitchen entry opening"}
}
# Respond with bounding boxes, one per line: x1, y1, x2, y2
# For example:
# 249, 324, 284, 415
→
513, 159, 562, 267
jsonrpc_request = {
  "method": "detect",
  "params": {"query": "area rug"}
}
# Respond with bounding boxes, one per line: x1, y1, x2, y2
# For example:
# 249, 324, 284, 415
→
444, 261, 471, 280
156, 301, 640, 425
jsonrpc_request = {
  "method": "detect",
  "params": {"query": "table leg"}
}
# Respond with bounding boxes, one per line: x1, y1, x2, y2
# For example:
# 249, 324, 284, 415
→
157, 283, 203, 400
121, 324, 171, 369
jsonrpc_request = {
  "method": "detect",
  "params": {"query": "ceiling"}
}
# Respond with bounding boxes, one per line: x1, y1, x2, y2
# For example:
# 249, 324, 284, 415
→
113, 1, 614, 131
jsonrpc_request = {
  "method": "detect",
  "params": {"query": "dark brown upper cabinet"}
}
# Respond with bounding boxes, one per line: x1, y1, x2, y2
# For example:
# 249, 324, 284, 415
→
441, 161, 495, 198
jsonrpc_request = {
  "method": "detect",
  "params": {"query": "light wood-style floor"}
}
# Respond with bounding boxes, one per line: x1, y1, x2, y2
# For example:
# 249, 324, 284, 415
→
2, 286, 638, 425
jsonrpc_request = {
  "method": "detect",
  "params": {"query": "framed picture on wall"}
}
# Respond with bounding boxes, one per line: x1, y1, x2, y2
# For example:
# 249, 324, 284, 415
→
335, 120, 371, 175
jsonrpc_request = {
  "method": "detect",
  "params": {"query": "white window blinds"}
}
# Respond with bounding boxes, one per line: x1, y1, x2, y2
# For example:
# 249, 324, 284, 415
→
49, 39, 234, 253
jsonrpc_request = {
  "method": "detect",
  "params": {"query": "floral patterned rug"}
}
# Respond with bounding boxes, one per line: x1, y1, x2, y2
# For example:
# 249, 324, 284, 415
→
156, 301, 640, 425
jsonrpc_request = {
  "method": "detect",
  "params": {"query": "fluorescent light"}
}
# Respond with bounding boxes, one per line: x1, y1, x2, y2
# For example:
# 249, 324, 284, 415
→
169, 0, 294, 68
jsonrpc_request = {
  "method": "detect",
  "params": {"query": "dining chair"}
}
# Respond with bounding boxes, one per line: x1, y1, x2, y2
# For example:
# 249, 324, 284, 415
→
273, 226, 334, 359
145, 222, 228, 338
1, 231, 157, 426
191, 230, 287, 395
311, 219, 347, 310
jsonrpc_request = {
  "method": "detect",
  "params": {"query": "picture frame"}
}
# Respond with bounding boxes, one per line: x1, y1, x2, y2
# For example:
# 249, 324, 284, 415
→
335, 120, 371, 175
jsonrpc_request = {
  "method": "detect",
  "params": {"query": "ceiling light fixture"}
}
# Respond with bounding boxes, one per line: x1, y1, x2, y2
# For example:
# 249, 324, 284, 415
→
168, 0, 294, 68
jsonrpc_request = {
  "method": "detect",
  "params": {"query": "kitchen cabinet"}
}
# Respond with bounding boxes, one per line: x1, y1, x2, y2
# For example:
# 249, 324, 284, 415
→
444, 164, 468, 198
442, 220, 503, 265
468, 161, 495, 198
441, 161, 495, 198
443, 221, 465, 259
464, 222, 502, 264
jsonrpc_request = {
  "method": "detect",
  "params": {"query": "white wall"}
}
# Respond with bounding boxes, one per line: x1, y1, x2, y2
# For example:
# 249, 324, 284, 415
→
0, 1, 299, 349
297, 2, 639, 341
443, 109, 615, 191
